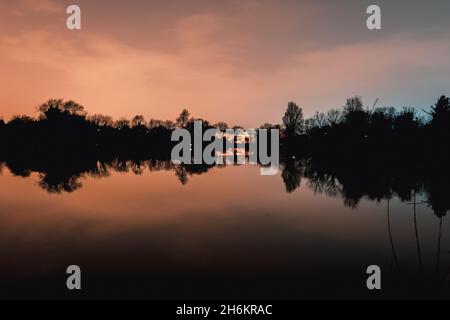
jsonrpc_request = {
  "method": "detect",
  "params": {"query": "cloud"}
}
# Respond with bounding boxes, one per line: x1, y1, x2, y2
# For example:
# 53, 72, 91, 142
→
9, 0, 63, 15
1, 1, 450, 126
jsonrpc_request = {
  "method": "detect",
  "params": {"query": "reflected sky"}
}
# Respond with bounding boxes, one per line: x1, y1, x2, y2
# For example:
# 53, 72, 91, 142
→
0, 163, 448, 299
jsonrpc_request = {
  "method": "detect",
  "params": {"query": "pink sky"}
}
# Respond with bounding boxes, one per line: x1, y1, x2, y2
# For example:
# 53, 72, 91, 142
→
1, 0, 450, 127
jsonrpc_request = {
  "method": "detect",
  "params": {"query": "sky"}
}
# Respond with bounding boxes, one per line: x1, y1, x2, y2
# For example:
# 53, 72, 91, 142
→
1, 0, 450, 127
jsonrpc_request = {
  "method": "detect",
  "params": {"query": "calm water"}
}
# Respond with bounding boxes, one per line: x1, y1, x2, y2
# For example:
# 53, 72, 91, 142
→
0, 161, 449, 299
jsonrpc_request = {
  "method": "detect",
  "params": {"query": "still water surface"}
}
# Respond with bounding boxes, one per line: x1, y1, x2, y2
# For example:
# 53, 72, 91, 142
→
0, 162, 449, 299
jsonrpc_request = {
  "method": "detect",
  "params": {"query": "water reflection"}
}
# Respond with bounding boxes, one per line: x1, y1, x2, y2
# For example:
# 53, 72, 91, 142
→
2, 155, 448, 219
0, 157, 449, 299
1, 158, 216, 194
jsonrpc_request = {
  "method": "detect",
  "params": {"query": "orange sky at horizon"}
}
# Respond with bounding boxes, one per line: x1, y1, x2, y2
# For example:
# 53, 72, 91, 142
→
1, 0, 450, 127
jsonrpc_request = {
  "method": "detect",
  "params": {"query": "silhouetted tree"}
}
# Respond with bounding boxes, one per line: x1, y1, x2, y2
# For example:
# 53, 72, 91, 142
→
88, 114, 113, 127
114, 118, 130, 130
282, 102, 304, 138
311, 112, 327, 129
176, 109, 190, 128
186, 118, 213, 138
39, 173, 83, 194
342, 96, 369, 144
326, 109, 343, 126
131, 115, 146, 128
148, 119, 163, 129
62, 100, 86, 116
430, 95, 450, 124
0, 118, 4, 145
344, 96, 364, 114
429, 95, 450, 140
2, 95, 450, 203
303, 119, 315, 135
9, 115, 35, 125
163, 120, 175, 130
175, 165, 189, 185
281, 158, 303, 193
214, 121, 229, 131
260, 123, 281, 130
393, 107, 419, 133
38, 99, 85, 120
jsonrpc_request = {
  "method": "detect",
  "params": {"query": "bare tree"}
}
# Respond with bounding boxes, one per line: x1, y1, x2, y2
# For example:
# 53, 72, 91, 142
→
312, 111, 327, 128
303, 118, 314, 134
63, 100, 85, 115
176, 109, 190, 128
131, 115, 146, 128
88, 114, 113, 127
282, 101, 304, 137
148, 119, 163, 129
38, 99, 85, 119
163, 120, 175, 130
114, 118, 130, 130
38, 99, 64, 114
344, 96, 364, 115
326, 109, 343, 126
214, 121, 229, 131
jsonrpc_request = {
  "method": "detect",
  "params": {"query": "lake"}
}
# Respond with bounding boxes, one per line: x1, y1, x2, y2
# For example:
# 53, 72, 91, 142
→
0, 160, 448, 299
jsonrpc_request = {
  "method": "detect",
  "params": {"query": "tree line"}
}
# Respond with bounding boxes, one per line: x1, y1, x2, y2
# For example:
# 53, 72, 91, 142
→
279, 95, 450, 159
1, 95, 449, 161
1, 95, 450, 218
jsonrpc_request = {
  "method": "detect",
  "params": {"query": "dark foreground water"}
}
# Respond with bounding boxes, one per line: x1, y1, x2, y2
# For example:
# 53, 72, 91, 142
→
0, 161, 449, 299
